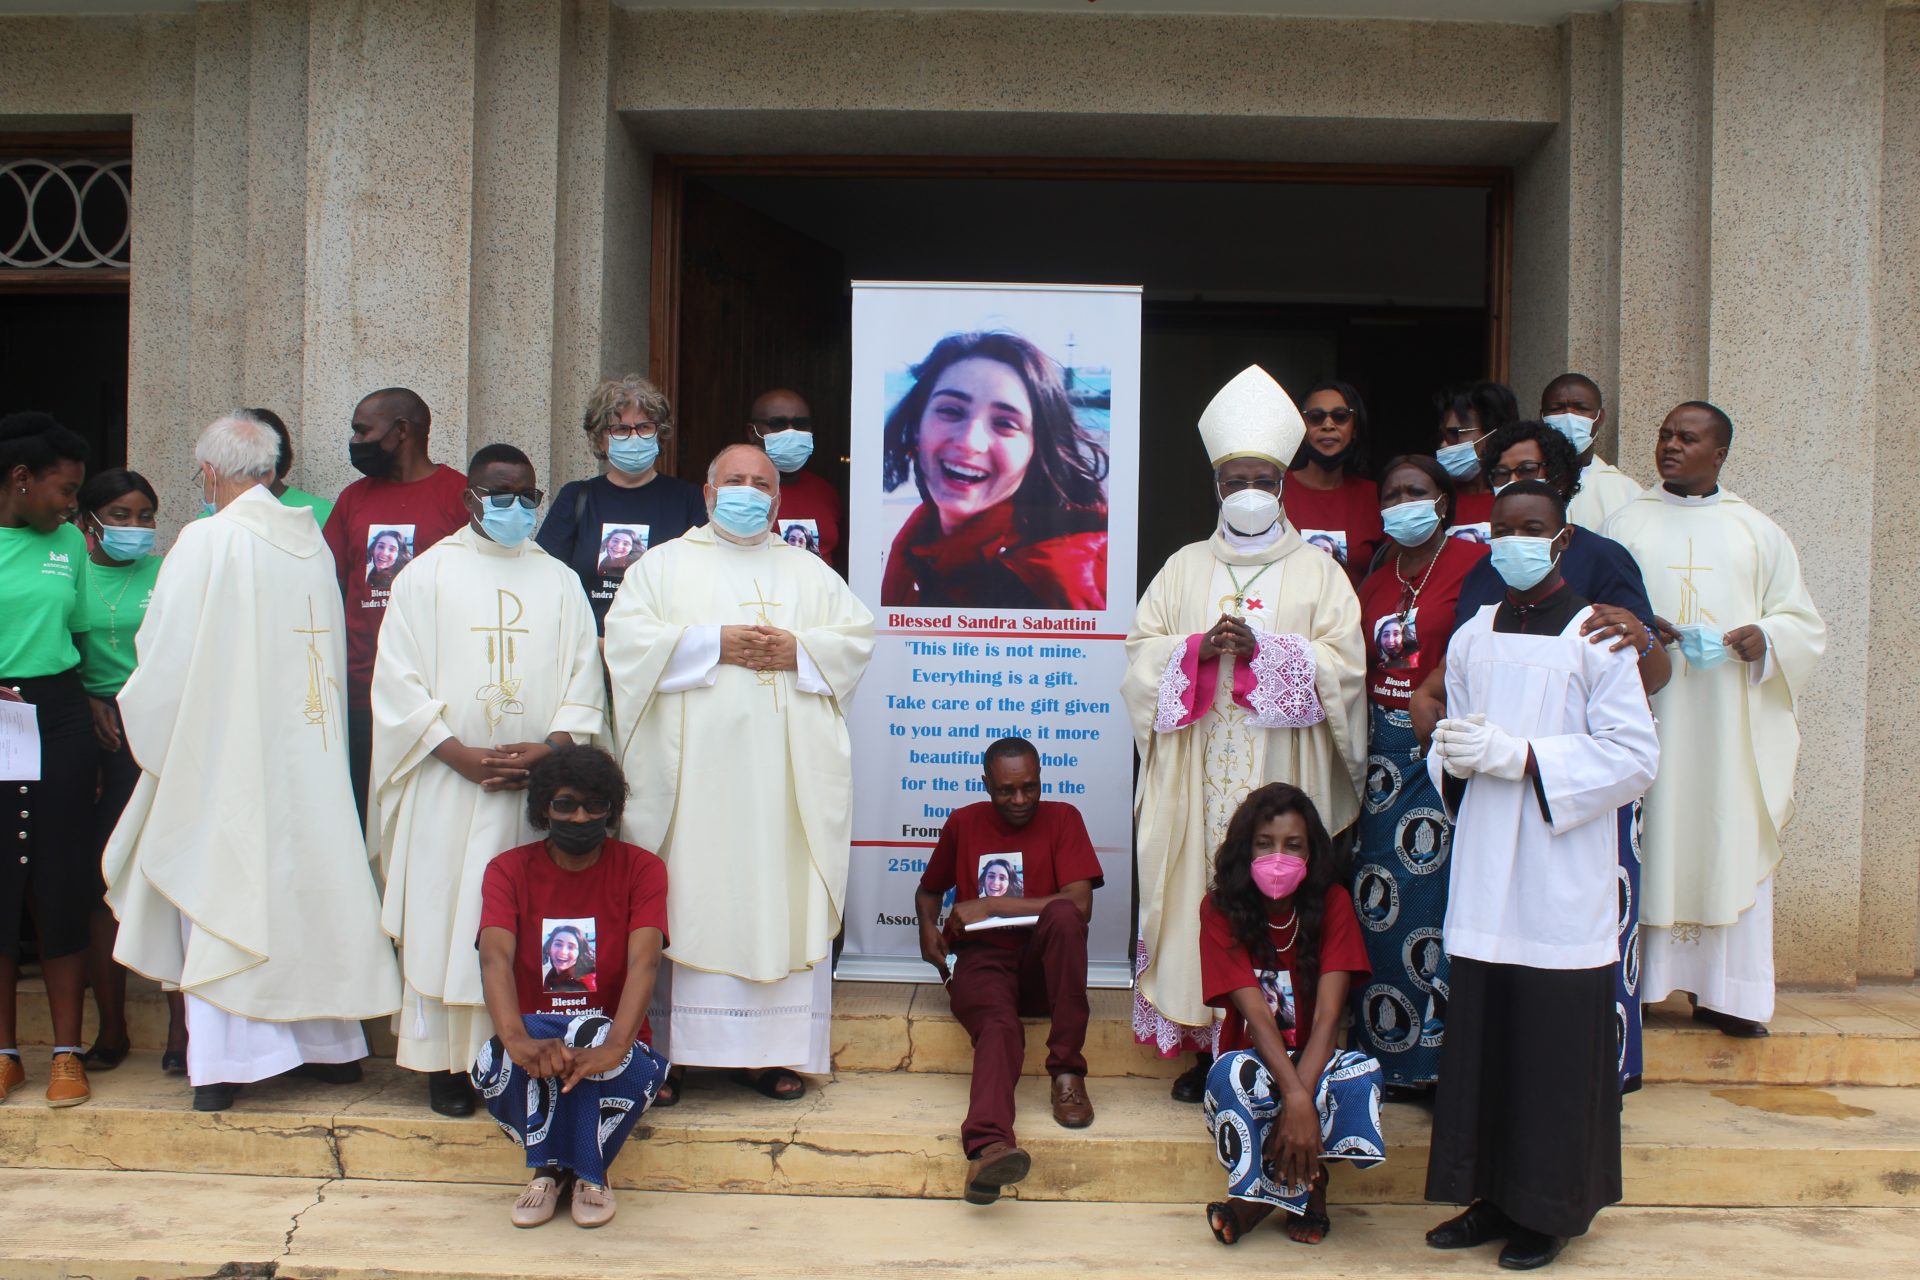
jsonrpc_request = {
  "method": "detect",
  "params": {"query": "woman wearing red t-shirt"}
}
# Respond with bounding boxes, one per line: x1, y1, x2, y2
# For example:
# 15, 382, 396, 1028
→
1348, 457, 1487, 1088
472, 746, 670, 1230
1199, 784, 1380, 1248
1281, 380, 1383, 587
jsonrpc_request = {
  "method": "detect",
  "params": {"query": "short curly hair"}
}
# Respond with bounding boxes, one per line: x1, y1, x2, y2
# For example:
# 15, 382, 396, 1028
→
581, 374, 674, 441
526, 744, 630, 832
1479, 419, 1584, 503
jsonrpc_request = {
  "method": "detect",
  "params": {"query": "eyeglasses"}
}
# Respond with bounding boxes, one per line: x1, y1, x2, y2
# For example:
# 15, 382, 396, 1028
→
753, 417, 813, 434
469, 487, 544, 510
1439, 423, 1484, 445
1302, 407, 1355, 427
1487, 461, 1550, 486
550, 796, 612, 818
606, 422, 660, 441
1216, 476, 1281, 495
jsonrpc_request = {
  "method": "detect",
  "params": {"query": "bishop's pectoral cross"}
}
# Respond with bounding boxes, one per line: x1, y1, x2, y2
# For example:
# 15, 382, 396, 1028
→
740, 577, 785, 712
473, 588, 529, 730
295, 597, 338, 751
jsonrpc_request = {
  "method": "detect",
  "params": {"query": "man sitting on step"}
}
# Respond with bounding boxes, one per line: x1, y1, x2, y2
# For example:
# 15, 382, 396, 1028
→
916, 737, 1102, 1206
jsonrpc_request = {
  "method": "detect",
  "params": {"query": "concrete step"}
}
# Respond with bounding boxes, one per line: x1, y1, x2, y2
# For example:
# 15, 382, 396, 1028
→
3, 1055, 1917, 1208
2, 1169, 1918, 1280
26, 975, 1920, 1086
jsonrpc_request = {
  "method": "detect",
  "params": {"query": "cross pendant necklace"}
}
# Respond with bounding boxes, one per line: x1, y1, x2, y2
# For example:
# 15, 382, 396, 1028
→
1225, 561, 1275, 613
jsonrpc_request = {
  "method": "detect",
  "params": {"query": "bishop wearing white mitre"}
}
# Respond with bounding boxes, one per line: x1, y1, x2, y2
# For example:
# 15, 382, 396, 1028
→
370, 443, 606, 1114
604, 444, 873, 1099
105, 412, 399, 1107
1603, 401, 1825, 1036
1121, 367, 1366, 1071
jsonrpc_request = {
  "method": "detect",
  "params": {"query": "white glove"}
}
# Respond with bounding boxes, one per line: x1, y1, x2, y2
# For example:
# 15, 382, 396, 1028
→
1434, 713, 1529, 781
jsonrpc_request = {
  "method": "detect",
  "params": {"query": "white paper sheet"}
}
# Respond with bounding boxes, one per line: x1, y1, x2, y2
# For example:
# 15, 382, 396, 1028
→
964, 914, 1040, 932
0, 699, 40, 782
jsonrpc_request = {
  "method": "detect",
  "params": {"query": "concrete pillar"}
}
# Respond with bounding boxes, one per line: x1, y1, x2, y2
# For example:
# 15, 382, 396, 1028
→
1702, 0, 1884, 984
239, 0, 312, 443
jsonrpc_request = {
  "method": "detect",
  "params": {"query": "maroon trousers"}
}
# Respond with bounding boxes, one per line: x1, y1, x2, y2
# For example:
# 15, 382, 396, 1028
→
946, 898, 1090, 1155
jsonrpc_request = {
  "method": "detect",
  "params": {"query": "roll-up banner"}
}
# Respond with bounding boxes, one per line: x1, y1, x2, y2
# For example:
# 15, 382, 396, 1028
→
838, 281, 1142, 986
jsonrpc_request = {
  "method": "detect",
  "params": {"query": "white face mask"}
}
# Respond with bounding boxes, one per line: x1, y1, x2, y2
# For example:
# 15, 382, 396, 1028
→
1220, 488, 1281, 536
1544, 412, 1596, 454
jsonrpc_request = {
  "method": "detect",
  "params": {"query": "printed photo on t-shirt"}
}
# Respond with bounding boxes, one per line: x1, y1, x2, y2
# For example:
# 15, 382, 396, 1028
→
541, 917, 598, 1012
977, 852, 1024, 899
1256, 967, 1298, 1044
596, 524, 650, 580
778, 519, 822, 557
1374, 608, 1421, 671
1301, 528, 1348, 567
1446, 522, 1491, 545
365, 525, 415, 591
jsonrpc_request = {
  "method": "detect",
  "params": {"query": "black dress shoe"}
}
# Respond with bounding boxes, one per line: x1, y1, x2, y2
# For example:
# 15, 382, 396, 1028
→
1498, 1228, 1568, 1270
1691, 1006, 1770, 1038
294, 1060, 364, 1085
1426, 1200, 1513, 1249
80, 1040, 131, 1071
1170, 1055, 1211, 1104
160, 1049, 187, 1075
429, 1071, 477, 1116
193, 1083, 242, 1112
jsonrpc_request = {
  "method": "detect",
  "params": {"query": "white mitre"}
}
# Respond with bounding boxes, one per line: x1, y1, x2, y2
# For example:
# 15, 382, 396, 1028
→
1197, 365, 1306, 468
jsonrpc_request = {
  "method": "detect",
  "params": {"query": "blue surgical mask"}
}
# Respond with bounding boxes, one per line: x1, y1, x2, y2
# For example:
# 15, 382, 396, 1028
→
201, 500, 218, 519
1544, 412, 1596, 454
1381, 497, 1443, 547
762, 429, 814, 474
607, 434, 659, 476
1675, 624, 1730, 670
1436, 440, 1481, 480
97, 524, 156, 559
479, 502, 539, 547
1489, 534, 1561, 591
711, 484, 773, 538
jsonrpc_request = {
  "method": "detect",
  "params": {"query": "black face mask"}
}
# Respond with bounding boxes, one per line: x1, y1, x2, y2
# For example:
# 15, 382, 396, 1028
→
348, 435, 397, 479
1293, 438, 1359, 473
548, 817, 607, 856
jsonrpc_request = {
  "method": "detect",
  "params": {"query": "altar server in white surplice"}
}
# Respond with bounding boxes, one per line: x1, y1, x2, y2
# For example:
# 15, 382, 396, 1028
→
605, 444, 873, 1102
1121, 366, 1366, 1094
371, 444, 605, 1116
104, 413, 400, 1112
1603, 402, 1825, 1038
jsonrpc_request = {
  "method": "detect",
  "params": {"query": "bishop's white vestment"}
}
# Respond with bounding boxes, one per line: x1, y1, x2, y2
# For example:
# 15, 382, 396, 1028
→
370, 526, 606, 1071
605, 523, 873, 1070
104, 486, 400, 1085
1121, 524, 1365, 1049
1603, 487, 1825, 1022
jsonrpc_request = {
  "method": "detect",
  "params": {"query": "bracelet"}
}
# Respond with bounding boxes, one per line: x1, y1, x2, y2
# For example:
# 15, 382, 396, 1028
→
543, 733, 568, 750
1640, 629, 1657, 658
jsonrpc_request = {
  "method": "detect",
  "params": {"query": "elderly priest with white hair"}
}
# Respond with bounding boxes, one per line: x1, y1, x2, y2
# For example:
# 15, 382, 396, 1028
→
604, 443, 873, 1104
104, 411, 400, 1112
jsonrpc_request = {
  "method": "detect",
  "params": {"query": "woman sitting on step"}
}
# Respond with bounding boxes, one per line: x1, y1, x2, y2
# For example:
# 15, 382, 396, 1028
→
471, 746, 671, 1229
1200, 784, 1384, 1247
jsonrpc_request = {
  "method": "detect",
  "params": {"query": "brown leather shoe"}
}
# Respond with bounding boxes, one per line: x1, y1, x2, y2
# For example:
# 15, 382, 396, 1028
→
46, 1052, 90, 1108
0, 1054, 23, 1103
963, 1141, 1031, 1205
1051, 1072, 1093, 1128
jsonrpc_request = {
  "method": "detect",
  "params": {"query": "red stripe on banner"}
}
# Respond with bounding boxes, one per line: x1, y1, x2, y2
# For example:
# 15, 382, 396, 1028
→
874, 629, 1127, 640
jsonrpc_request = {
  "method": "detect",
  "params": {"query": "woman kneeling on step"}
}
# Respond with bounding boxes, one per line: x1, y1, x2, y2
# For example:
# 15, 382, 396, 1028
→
472, 745, 671, 1229
1200, 783, 1383, 1247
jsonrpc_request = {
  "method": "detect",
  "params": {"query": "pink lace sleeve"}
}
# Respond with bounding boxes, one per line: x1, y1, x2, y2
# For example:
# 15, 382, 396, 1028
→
1236, 631, 1325, 729
1152, 635, 1209, 733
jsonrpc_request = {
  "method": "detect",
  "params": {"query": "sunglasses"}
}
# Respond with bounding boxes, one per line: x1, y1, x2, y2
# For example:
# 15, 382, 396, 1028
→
469, 487, 544, 510
550, 796, 612, 818
1303, 407, 1355, 427
753, 417, 813, 433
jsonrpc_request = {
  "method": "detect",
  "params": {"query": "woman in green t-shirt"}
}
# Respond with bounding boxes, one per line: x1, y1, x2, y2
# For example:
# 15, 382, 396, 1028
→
0, 412, 96, 1108
73, 469, 186, 1074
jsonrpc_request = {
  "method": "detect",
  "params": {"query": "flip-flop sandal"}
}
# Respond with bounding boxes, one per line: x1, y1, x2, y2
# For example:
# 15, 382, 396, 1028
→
1205, 1200, 1271, 1245
653, 1067, 685, 1108
733, 1067, 806, 1101
1287, 1209, 1332, 1245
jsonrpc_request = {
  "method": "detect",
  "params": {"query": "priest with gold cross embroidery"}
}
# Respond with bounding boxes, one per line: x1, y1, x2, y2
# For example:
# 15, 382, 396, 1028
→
103, 413, 400, 1113
369, 444, 606, 1116
1121, 366, 1366, 1099
604, 444, 873, 1103
1602, 401, 1825, 1038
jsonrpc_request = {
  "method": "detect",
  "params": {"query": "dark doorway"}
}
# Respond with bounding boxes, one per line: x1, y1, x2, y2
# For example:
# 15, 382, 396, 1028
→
0, 291, 129, 471
654, 160, 1507, 585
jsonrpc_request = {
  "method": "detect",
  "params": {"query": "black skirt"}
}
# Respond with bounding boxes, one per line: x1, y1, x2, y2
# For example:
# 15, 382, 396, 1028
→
1424, 955, 1622, 1238
1, 668, 99, 960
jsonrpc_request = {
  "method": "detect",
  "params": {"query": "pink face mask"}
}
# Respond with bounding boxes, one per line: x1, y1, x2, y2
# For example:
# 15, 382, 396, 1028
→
1251, 852, 1309, 900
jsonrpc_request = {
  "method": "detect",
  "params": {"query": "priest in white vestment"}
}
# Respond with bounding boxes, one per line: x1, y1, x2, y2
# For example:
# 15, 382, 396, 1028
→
1603, 402, 1825, 1035
370, 444, 605, 1114
1121, 367, 1365, 1088
604, 444, 873, 1099
104, 412, 400, 1110
1539, 373, 1642, 530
